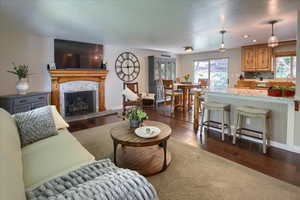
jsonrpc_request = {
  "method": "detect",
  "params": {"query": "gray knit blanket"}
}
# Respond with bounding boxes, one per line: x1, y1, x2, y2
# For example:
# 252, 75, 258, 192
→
26, 159, 158, 200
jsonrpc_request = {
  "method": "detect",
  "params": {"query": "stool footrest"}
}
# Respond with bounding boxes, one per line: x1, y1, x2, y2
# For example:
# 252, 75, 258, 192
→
236, 128, 263, 139
202, 120, 230, 130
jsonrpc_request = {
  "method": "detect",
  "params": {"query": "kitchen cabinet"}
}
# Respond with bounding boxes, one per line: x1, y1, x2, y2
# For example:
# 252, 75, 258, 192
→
242, 46, 256, 71
242, 44, 273, 72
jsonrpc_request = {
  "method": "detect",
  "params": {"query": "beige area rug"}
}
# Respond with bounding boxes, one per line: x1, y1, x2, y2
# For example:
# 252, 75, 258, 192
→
73, 121, 300, 200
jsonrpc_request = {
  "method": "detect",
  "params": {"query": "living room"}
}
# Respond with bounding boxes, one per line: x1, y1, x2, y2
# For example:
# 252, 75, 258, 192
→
1, 0, 300, 200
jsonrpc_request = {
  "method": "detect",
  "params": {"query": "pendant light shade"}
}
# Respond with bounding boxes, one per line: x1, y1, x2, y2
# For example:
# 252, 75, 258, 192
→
268, 20, 279, 48
219, 30, 226, 52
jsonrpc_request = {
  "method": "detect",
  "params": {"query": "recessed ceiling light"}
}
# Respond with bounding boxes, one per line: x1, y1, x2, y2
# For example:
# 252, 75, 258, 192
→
243, 35, 249, 39
252, 39, 257, 43
184, 47, 193, 52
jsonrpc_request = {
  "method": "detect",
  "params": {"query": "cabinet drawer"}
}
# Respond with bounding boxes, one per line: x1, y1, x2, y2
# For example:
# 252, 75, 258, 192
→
13, 104, 32, 114
31, 102, 47, 109
30, 95, 47, 103
14, 98, 30, 105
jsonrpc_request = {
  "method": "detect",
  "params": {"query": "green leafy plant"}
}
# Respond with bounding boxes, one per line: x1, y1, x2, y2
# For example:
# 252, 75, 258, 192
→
7, 63, 30, 80
126, 108, 148, 121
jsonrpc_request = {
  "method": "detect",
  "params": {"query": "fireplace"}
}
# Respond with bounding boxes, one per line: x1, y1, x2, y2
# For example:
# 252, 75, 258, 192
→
64, 90, 96, 117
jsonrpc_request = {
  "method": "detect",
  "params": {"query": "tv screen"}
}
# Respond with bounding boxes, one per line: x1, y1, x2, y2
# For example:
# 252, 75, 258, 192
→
54, 39, 103, 69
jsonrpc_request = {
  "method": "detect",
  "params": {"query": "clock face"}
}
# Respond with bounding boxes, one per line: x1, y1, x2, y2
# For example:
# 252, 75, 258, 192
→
115, 52, 140, 82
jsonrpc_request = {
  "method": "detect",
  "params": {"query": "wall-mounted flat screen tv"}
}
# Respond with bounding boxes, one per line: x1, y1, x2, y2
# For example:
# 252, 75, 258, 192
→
54, 39, 103, 69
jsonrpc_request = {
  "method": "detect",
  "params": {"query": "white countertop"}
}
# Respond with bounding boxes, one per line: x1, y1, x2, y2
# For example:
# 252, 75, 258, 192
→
205, 88, 295, 104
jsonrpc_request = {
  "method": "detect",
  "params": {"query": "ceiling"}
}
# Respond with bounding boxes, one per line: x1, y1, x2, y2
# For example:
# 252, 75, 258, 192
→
0, 0, 299, 54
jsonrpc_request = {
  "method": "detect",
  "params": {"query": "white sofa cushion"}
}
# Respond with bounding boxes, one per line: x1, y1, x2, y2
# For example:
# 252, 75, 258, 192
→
51, 105, 69, 130
0, 109, 26, 200
22, 129, 95, 190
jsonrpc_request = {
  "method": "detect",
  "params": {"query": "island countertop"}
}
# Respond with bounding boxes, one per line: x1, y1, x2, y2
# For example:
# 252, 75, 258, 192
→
205, 88, 295, 104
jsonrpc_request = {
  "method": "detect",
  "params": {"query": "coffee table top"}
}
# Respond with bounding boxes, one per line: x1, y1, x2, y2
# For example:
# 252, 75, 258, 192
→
110, 120, 171, 147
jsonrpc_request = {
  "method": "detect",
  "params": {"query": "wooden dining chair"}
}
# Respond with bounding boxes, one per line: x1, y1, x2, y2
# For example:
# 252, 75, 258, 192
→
188, 79, 209, 110
198, 79, 209, 88
123, 82, 143, 114
162, 80, 183, 112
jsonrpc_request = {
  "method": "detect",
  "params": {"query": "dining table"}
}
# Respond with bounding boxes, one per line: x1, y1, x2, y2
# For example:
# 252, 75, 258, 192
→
174, 83, 202, 111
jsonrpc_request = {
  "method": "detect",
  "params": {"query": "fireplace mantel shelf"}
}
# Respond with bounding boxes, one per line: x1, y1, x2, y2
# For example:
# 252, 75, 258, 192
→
49, 69, 108, 113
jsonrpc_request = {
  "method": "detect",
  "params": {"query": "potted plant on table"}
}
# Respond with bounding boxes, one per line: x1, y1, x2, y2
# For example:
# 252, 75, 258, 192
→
126, 108, 148, 129
7, 63, 30, 95
183, 73, 191, 83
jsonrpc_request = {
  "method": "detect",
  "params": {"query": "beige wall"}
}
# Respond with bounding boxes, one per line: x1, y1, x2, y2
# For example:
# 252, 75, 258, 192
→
0, 31, 53, 95
176, 48, 242, 88
0, 29, 174, 110
103, 45, 175, 110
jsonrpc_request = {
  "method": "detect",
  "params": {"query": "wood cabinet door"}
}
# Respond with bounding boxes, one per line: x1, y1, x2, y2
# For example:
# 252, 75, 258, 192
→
242, 46, 255, 71
255, 45, 272, 71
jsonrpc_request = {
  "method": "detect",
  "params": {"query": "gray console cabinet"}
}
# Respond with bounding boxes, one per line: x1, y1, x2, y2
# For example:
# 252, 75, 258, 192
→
148, 56, 176, 103
0, 92, 50, 114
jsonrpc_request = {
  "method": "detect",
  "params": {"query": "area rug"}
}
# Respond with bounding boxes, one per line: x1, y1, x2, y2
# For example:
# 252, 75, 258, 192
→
73, 121, 300, 200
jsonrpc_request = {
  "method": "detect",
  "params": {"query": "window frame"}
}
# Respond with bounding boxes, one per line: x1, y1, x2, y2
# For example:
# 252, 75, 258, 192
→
193, 57, 230, 88
274, 52, 296, 79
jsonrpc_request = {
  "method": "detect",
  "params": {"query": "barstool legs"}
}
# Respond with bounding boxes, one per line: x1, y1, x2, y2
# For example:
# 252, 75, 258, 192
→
221, 110, 225, 141
200, 108, 206, 137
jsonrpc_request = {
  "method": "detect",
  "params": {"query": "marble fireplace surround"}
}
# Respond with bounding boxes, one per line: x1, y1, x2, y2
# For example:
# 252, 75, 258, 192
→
49, 69, 108, 115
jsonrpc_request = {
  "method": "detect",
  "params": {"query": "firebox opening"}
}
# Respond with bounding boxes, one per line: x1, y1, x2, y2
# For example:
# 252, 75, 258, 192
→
64, 90, 96, 117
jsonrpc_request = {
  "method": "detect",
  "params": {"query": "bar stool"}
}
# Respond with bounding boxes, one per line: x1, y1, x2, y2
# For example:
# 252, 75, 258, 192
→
200, 101, 231, 141
233, 106, 270, 154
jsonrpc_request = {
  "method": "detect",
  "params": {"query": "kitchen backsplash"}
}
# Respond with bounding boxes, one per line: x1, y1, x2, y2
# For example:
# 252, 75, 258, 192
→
244, 72, 274, 79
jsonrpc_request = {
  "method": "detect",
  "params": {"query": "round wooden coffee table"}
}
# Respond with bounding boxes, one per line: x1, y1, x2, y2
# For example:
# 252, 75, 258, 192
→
110, 120, 171, 176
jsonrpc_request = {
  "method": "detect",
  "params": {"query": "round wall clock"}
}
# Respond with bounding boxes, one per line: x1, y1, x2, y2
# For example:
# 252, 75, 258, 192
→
115, 52, 140, 82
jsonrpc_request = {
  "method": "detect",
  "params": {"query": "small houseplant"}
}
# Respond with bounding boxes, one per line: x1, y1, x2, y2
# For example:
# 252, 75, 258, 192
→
7, 63, 30, 95
183, 73, 190, 82
126, 108, 148, 128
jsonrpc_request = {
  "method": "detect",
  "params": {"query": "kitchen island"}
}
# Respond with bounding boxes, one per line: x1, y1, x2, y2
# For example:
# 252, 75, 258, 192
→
194, 88, 296, 151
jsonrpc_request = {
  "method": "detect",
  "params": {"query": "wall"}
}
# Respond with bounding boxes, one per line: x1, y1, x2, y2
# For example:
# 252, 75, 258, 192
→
0, 28, 173, 110
103, 45, 173, 110
0, 31, 53, 95
176, 48, 242, 88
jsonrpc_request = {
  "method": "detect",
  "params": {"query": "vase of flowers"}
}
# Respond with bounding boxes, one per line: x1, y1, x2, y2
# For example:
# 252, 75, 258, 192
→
8, 63, 30, 95
183, 73, 190, 82
126, 108, 148, 129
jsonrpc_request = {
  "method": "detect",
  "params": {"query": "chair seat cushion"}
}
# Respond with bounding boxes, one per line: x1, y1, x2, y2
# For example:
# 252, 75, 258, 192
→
203, 101, 230, 110
22, 129, 95, 190
237, 106, 269, 117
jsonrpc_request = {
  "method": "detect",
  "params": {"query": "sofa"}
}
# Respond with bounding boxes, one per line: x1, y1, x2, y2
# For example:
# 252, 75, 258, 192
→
0, 108, 157, 200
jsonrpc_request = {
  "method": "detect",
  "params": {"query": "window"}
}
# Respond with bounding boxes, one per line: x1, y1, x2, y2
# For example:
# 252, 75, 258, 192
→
194, 58, 229, 88
275, 56, 297, 79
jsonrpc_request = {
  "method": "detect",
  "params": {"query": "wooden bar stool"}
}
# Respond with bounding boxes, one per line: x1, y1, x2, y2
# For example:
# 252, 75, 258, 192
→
233, 106, 270, 154
200, 101, 231, 141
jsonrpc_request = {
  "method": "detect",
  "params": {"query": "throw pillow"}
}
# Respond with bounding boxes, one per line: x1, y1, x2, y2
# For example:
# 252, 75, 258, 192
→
50, 105, 69, 130
14, 106, 58, 147
122, 87, 139, 101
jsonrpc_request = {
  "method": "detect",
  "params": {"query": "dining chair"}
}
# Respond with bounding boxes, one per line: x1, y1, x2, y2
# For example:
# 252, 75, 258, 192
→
188, 79, 209, 108
122, 82, 143, 114
198, 79, 209, 88
162, 80, 183, 112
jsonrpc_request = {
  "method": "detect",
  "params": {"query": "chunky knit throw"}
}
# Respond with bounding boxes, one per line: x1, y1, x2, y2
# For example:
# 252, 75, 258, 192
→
26, 159, 157, 200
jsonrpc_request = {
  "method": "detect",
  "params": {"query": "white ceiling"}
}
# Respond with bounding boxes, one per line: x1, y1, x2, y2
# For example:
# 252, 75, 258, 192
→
0, 0, 299, 54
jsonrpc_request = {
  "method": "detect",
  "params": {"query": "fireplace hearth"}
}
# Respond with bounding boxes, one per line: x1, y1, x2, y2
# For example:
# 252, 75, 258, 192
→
64, 90, 96, 117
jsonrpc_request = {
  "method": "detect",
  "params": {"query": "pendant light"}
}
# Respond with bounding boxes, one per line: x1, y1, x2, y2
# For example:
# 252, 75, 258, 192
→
268, 20, 279, 48
219, 30, 226, 52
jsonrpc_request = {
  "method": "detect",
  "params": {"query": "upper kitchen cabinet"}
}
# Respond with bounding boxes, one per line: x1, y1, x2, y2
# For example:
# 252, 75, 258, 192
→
242, 44, 273, 72
242, 46, 256, 71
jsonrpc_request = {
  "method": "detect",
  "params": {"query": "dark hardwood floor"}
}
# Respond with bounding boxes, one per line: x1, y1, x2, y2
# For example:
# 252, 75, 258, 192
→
68, 105, 300, 188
